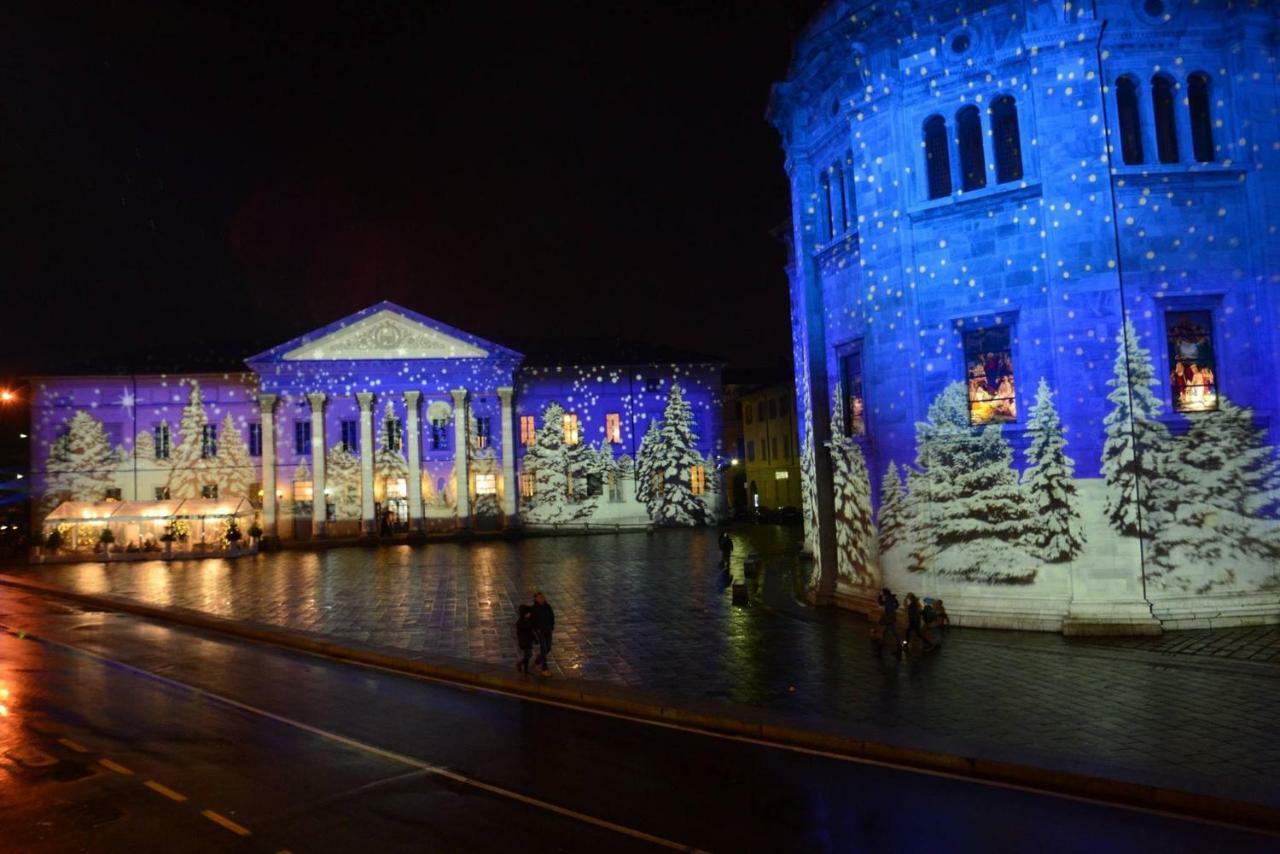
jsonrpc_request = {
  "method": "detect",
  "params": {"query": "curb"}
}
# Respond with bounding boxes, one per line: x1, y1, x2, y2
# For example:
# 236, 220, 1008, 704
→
1, 572, 1277, 836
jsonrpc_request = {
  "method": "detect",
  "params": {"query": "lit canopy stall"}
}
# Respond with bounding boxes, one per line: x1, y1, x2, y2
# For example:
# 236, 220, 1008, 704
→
42, 498, 254, 553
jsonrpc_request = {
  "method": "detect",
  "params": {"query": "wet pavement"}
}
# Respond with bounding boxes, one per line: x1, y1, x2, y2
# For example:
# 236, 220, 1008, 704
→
6, 526, 1280, 810
0, 588, 1274, 853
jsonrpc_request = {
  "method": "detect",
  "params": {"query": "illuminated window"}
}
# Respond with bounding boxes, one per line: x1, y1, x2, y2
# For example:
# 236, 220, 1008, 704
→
431, 419, 449, 450
340, 420, 358, 454
520, 471, 535, 499
956, 105, 986, 191
962, 325, 1017, 425
840, 348, 866, 437
605, 413, 621, 444
990, 95, 1022, 184
691, 465, 706, 496
384, 417, 403, 452
473, 416, 491, 450
1166, 310, 1218, 413
520, 415, 536, 446
775, 470, 790, 480
924, 115, 952, 199
295, 481, 313, 501
201, 484, 218, 499
475, 473, 497, 495
294, 421, 310, 455
154, 423, 171, 460
562, 413, 580, 446
248, 423, 262, 457
1152, 73, 1179, 164
1187, 72, 1214, 163
201, 424, 218, 459
1116, 75, 1144, 165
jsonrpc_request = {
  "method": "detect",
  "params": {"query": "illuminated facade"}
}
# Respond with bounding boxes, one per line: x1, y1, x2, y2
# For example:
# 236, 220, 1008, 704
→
739, 384, 803, 511
30, 302, 723, 550
770, 1, 1279, 631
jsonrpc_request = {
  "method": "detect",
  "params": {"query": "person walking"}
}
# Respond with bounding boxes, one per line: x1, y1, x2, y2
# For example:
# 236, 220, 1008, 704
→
531, 591, 555, 676
514, 604, 535, 673
933, 598, 951, 635
876, 588, 901, 657
903, 593, 935, 652
717, 530, 733, 570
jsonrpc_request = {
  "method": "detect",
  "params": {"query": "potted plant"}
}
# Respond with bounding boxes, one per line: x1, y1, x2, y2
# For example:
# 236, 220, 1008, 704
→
160, 526, 175, 559
98, 527, 115, 559
226, 520, 242, 554
248, 521, 263, 551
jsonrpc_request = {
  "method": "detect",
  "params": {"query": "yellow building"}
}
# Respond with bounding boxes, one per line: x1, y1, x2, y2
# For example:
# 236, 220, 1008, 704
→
738, 384, 801, 511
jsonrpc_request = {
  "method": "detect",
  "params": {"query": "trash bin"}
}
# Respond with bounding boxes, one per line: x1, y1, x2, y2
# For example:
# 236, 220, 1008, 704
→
732, 581, 749, 605
743, 552, 761, 578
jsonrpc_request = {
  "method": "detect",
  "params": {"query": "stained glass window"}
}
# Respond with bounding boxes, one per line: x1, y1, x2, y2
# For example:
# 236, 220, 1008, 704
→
1166, 310, 1218, 412
840, 349, 866, 437
963, 326, 1017, 424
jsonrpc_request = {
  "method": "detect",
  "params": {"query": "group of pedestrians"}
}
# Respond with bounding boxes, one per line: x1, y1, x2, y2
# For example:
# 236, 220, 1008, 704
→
874, 587, 948, 657
514, 592, 555, 676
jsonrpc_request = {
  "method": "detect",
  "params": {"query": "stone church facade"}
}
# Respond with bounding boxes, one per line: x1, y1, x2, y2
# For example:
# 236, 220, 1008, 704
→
769, 1, 1279, 631
30, 302, 723, 549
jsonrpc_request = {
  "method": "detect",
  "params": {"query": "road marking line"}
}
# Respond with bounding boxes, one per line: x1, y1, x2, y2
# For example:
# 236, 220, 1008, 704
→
144, 780, 189, 802
202, 809, 251, 837
98, 757, 134, 776
2, 624, 707, 852
57, 737, 89, 753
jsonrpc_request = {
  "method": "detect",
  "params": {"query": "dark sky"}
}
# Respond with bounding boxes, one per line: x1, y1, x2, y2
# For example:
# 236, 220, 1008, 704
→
2, 2, 815, 377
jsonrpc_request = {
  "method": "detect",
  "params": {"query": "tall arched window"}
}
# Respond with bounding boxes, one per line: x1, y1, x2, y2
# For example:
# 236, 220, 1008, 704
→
1115, 75, 1144, 165
1188, 72, 1214, 163
923, 115, 951, 199
1152, 73, 1179, 164
829, 162, 846, 236
819, 168, 835, 239
956, 105, 986, 191
839, 150, 854, 231
990, 95, 1023, 184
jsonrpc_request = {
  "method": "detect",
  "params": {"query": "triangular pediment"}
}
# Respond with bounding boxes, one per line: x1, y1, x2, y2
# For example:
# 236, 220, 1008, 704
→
282, 309, 489, 361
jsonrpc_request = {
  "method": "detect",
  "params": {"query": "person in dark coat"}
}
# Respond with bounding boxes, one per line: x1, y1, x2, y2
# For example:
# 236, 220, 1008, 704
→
531, 591, 555, 676
903, 592, 935, 652
515, 604, 535, 673
717, 530, 733, 570
876, 588, 901, 656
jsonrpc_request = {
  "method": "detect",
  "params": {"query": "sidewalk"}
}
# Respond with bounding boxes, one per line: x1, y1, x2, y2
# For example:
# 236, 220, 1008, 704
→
4, 526, 1279, 811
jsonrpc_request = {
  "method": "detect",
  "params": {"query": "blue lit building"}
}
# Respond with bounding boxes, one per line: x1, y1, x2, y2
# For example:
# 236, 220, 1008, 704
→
769, 1, 1279, 632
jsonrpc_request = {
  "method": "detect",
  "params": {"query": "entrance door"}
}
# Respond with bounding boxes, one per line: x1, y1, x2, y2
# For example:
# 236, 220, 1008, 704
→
387, 498, 409, 532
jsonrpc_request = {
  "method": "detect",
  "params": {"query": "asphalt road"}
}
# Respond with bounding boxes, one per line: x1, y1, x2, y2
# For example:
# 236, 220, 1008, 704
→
0, 589, 1273, 854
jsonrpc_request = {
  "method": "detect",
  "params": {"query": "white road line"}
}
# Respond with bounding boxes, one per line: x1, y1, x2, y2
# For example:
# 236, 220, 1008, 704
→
4, 619, 1276, 840
0, 624, 707, 853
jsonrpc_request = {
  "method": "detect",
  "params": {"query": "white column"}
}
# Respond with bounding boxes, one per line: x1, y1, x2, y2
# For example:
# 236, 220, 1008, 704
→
404, 390, 424, 532
450, 388, 470, 527
258, 393, 278, 538
357, 392, 376, 535
307, 392, 327, 537
497, 386, 517, 519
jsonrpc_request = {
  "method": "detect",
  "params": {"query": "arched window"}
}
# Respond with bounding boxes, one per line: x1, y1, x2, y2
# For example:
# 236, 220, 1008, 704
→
829, 162, 846, 236
839, 151, 854, 231
1152, 73, 1179, 164
1188, 72, 1214, 163
819, 169, 835, 239
923, 115, 951, 199
956, 105, 986, 191
1115, 76, 1144, 165
990, 95, 1023, 183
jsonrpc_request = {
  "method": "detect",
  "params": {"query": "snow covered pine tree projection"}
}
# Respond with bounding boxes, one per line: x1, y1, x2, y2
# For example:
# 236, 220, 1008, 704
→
634, 420, 663, 519
215, 413, 255, 499
167, 381, 213, 498
326, 443, 362, 520
1022, 378, 1085, 563
651, 382, 708, 527
877, 462, 909, 554
523, 402, 570, 524
1101, 322, 1280, 592
45, 411, 118, 502
827, 394, 876, 586
907, 382, 1037, 583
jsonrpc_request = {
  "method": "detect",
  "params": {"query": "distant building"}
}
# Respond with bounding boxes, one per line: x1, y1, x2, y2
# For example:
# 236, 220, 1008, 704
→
770, 2, 1279, 632
738, 384, 802, 512
29, 302, 724, 554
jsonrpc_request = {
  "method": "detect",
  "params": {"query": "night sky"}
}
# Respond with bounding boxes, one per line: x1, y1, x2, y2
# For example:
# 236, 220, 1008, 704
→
2, 2, 818, 378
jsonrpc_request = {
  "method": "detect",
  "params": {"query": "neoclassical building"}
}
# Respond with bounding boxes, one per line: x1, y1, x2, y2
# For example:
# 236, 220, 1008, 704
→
769, 1, 1279, 631
31, 302, 724, 550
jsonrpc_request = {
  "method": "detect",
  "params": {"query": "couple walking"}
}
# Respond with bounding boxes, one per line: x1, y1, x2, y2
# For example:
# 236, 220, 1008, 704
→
515, 592, 555, 676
